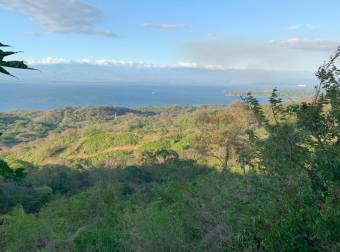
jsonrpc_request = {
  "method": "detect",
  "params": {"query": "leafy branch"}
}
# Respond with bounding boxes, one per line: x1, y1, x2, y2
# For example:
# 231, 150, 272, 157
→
0, 42, 36, 77
0, 42, 35, 180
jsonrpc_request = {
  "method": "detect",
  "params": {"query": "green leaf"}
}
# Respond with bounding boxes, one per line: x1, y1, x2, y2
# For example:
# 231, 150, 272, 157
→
0, 43, 36, 76
0, 60, 30, 69
0, 50, 21, 60
0, 42, 10, 47
0, 66, 14, 77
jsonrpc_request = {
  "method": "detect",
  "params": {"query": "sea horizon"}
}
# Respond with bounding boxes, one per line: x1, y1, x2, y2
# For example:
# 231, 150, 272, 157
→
0, 82, 271, 112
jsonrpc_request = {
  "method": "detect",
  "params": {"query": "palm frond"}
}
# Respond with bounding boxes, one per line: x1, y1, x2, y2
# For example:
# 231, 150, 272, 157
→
0, 42, 36, 77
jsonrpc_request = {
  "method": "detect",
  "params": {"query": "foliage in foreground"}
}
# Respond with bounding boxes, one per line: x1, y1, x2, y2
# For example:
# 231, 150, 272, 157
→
0, 42, 34, 180
240, 47, 340, 251
0, 48, 340, 251
0, 42, 34, 77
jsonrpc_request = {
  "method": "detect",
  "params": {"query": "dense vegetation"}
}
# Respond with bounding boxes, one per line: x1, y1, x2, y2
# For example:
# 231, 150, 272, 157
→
0, 48, 339, 251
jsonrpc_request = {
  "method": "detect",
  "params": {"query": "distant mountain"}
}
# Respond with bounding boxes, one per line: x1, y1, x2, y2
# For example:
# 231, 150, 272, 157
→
0, 63, 316, 88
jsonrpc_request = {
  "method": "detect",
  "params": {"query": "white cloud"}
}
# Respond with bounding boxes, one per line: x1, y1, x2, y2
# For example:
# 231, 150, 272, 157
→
287, 24, 320, 31
174, 62, 227, 71
143, 22, 183, 30
183, 38, 340, 71
175, 62, 199, 68
27, 57, 147, 67
13, 57, 316, 87
34, 39, 334, 71
0, 0, 115, 37
202, 64, 227, 71
26, 57, 71, 65
80, 59, 149, 67
26, 57, 230, 71
287, 25, 302, 30
277, 38, 340, 51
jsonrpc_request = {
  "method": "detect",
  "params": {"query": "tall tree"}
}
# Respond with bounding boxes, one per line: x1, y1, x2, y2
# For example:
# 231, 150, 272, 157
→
195, 101, 256, 172
240, 47, 340, 251
242, 47, 340, 194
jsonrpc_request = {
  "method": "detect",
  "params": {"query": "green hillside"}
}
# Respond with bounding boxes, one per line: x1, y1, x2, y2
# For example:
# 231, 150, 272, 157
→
1, 50, 340, 251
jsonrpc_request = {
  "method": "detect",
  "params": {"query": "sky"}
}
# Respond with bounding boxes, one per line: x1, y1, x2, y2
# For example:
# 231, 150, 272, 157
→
1, 0, 340, 85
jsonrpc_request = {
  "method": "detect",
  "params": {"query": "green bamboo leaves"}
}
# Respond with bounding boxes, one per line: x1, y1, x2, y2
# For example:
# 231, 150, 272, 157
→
0, 42, 36, 77
0, 42, 10, 47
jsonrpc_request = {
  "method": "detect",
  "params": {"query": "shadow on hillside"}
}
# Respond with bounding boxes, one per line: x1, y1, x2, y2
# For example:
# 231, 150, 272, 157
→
0, 158, 217, 214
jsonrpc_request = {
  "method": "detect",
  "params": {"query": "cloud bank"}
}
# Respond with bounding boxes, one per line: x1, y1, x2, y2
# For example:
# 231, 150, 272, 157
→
183, 38, 340, 71
5, 57, 315, 88
143, 22, 184, 30
287, 24, 320, 31
26, 57, 227, 71
276, 38, 340, 51
0, 0, 115, 37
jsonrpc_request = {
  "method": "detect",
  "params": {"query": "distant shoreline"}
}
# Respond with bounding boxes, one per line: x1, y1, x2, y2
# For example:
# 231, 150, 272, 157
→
0, 83, 275, 112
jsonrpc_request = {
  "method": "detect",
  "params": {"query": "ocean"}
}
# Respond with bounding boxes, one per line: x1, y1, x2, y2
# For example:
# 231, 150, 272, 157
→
0, 83, 263, 111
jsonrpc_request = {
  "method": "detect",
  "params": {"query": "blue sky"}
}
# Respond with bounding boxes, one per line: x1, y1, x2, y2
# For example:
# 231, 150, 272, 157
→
1, 0, 340, 84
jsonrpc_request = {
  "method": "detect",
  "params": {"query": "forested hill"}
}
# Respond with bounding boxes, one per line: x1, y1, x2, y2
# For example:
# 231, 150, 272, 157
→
0, 104, 236, 168
1, 97, 340, 251
1, 49, 340, 252
0, 106, 157, 147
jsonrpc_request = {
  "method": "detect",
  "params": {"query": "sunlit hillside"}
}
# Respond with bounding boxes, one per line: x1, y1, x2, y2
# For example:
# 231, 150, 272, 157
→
1, 1, 340, 251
